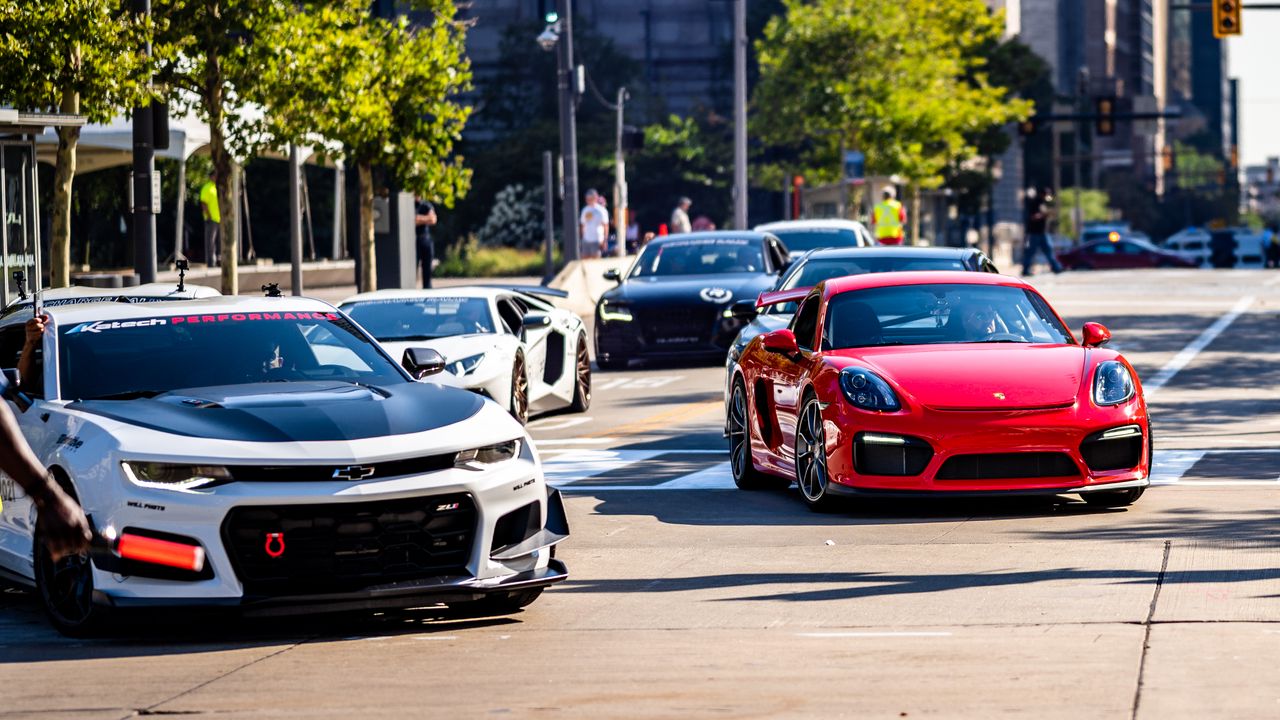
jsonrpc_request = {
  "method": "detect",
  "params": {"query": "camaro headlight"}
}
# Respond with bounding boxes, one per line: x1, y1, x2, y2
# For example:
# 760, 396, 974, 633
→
122, 461, 233, 490
838, 366, 901, 412
455, 439, 522, 470
599, 301, 633, 323
449, 352, 486, 376
1093, 361, 1135, 406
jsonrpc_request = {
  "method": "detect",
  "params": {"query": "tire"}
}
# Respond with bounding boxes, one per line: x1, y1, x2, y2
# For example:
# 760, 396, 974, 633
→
569, 334, 592, 413
34, 530, 112, 637
449, 588, 544, 617
509, 353, 529, 424
728, 380, 789, 491
1082, 487, 1145, 508
794, 394, 846, 512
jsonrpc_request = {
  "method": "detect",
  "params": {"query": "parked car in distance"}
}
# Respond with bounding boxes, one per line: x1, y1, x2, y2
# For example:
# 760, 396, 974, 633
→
1057, 235, 1197, 270
754, 219, 876, 262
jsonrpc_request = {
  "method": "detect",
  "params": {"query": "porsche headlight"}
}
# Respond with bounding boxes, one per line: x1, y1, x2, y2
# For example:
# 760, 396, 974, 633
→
454, 439, 522, 470
449, 352, 486, 376
122, 461, 233, 490
599, 301, 633, 323
1093, 361, 1135, 406
838, 366, 901, 412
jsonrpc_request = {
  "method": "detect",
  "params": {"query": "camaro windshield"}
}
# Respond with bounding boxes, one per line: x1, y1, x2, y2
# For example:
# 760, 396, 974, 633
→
823, 284, 1073, 349
58, 311, 406, 400
764, 256, 969, 315
629, 238, 764, 277
769, 229, 858, 252
340, 297, 495, 340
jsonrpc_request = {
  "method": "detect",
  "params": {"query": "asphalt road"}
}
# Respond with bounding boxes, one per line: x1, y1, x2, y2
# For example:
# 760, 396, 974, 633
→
5, 269, 1280, 719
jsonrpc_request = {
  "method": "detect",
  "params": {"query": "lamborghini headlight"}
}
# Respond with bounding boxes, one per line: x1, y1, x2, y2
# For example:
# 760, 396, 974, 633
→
449, 352, 486, 376
599, 301, 633, 322
122, 461, 233, 490
1093, 361, 1135, 406
454, 439, 522, 470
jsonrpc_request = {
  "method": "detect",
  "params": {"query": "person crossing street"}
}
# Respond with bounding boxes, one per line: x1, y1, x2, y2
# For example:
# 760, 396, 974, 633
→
872, 187, 906, 246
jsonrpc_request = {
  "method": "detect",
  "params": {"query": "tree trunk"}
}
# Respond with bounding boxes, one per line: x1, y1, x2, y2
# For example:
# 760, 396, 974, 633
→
206, 49, 238, 295
358, 159, 376, 292
909, 185, 921, 246
50, 89, 80, 289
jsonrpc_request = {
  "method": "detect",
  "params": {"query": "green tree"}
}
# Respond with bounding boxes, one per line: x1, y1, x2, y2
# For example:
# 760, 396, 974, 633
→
249, 1, 472, 291
628, 113, 734, 227
1055, 188, 1110, 238
0, 1, 155, 287
753, 0, 1031, 239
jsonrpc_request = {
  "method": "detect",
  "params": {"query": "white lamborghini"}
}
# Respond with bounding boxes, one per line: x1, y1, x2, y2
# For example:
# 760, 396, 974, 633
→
339, 286, 591, 424
0, 295, 568, 635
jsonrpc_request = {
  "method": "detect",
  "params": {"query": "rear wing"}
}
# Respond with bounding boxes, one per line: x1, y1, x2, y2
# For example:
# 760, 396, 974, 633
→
755, 286, 813, 310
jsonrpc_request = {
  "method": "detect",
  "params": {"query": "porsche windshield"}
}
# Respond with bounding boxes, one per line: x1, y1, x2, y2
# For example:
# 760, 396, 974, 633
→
823, 284, 1073, 349
340, 297, 495, 340
630, 238, 764, 277
57, 311, 406, 400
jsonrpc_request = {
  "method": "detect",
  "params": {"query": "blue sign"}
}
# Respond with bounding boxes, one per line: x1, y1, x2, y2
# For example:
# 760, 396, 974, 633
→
843, 150, 865, 183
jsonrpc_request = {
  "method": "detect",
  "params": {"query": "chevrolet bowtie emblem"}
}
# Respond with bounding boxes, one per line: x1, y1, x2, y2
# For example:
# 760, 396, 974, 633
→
333, 465, 376, 481
993, 392, 1006, 400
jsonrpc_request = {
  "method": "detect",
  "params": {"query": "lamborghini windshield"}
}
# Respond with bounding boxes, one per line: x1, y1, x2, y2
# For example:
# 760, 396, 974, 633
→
340, 297, 496, 340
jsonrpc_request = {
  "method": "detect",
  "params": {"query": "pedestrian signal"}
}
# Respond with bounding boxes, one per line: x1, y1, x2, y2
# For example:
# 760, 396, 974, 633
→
1212, 0, 1242, 38
1095, 97, 1116, 137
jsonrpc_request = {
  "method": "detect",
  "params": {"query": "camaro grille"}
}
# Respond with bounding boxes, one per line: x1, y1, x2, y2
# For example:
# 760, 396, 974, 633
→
637, 307, 718, 346
224, 454, 456, 483
221, 493, 476, 596
936, 452, 1080, 480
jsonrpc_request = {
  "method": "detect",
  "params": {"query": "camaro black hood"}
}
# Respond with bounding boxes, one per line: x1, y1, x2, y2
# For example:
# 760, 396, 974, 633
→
602, 273, 776, 306
71, 381, 485, 442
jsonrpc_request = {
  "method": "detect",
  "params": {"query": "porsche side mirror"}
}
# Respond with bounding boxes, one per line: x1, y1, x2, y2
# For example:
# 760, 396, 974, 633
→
730, 299, 758, 321
1082, 322, 1111, 348
761, 329, 799, 355
522, 312, 552, 328
603, 268, 621, 283
402, 348, 446, 379
1, 368, 30, 412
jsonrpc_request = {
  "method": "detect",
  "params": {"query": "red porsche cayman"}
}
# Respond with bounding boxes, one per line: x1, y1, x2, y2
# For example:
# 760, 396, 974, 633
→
727, 271, 1150, 511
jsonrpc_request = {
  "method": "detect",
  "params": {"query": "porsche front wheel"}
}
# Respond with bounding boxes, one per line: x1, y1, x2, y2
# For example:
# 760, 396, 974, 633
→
510, 354, 530, 424
795, 396, 845, 512
729, 381, 788, 490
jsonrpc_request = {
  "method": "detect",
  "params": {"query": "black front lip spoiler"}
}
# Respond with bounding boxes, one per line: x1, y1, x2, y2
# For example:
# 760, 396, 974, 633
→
94, 559, 570, 617
824, 477, 1150, 499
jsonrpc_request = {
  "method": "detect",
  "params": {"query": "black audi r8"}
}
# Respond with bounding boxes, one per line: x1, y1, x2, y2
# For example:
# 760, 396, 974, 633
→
595, 232, 790, 369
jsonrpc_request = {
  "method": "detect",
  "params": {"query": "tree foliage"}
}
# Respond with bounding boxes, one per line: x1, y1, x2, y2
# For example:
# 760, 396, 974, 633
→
752, 0, 1032, 190
477, 184, 545, 249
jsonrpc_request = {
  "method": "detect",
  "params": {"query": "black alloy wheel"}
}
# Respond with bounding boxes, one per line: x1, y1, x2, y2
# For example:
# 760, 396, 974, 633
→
570, 334, 592, 412
34, 533, 109, 637
795, 395, 844, 512
510, 354, 530, 424
729, 381, 788, 490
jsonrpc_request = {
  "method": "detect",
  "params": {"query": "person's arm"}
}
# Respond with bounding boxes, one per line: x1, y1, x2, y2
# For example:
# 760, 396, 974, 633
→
17, 314, 45, 393
0, 402, 90, 561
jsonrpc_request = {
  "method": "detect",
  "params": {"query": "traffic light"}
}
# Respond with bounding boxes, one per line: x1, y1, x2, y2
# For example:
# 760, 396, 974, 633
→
1212, 0, 1242, 39
1095, 96, 1116, 137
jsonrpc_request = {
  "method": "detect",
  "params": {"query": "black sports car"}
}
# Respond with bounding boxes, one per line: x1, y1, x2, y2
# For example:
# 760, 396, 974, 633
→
595, 232, 790, 368
725, 245, 1000, 370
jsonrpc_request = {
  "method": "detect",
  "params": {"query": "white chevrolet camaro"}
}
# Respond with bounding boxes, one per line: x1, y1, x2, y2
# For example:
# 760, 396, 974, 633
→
0, 295, 568, 635
339, 287, 591, 424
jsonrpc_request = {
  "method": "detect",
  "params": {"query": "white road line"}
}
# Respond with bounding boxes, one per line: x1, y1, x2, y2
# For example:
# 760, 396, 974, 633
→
1265, 275, 1280, 287
533, 438, 619, 445
1143, 296, 1254, 397
1149, 450, 1206, 485
795, 632, 953, 638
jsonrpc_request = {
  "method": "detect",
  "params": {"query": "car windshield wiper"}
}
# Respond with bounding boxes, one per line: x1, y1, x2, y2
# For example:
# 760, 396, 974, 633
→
378, 334, 440, 341
86, 389, 164, 401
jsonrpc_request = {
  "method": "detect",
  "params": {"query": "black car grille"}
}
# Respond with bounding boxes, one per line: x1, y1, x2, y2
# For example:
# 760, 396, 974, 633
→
1080, 425, 1144, 471
224, 454, 456, 483
637, 306, 719, 346
936, 452, 1080, 480
221, 493, 476, 596
852, 433, 934, 476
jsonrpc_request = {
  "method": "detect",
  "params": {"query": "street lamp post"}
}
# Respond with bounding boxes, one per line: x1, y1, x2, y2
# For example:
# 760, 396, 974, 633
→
539, 1, 581, 264
614, 86, 628, 257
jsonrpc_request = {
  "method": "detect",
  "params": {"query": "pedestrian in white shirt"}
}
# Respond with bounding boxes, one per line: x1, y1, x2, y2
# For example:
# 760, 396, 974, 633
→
580, 188, 608, 258
671, 196, 692, 234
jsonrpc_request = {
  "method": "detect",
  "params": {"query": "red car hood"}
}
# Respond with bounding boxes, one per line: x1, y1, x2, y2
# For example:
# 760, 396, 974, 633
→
831, 344, 1087, 410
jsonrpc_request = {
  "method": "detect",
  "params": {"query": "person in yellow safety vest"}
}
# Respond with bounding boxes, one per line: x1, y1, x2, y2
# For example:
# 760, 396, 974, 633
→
199, 172, 220, 268
872, 187, 906, 246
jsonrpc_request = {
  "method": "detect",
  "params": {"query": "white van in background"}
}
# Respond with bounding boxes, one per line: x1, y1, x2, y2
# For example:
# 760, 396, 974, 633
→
1162, 227, 1268, 268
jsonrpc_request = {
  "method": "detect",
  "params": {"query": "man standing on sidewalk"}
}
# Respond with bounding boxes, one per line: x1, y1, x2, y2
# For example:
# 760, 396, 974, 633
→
872, 188, 906, 246
415, 197, 437, 288
580, 189, 608, 259
670, 197, 692, 235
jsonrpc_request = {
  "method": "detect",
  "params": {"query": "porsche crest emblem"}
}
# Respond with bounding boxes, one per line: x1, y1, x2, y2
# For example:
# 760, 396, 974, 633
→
993, 392, 1006, 400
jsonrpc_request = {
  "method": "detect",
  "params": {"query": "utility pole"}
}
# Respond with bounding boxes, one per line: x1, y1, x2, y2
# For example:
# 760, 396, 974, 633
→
1072, 67, 1089, 241
732, 0, 748, 229
288, 145, 303, 295
543, 151, 555, 280
555, 0, 581, 262
131, 0, 156, 283
614, 86, 629, 257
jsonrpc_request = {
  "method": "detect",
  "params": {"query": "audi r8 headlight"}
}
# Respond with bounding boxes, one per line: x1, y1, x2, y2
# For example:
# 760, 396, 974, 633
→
1093, 361, 1135, 406
454, 439, 522, 470
449, 352, 486, 376
838, 366, 902, 412
599, 301, 633, 322
122, 461, 233, 490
